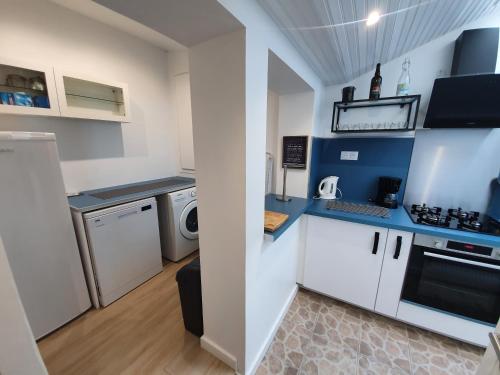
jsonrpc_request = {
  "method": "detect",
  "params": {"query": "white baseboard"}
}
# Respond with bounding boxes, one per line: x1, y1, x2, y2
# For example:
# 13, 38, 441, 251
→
246, 284, 299, 375
200, 335, 238, 371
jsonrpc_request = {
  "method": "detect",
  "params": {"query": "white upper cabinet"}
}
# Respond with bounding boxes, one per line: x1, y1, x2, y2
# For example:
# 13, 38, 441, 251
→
303, 215, 388, 310
0, 57, 131, 123
0, 57, 59, 117
54, 70, 131, 123
174, 73, 195, 171
375, 229, 413, 317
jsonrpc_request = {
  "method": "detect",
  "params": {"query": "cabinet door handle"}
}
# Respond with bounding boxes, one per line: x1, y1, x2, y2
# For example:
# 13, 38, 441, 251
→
393, 236, 402, 259
372, 232, 380, 254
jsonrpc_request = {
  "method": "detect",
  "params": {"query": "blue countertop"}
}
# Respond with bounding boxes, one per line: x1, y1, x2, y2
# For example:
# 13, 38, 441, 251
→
69, 176, 195, 213
306, 200, 500, 247
264, 194, 309, 241
265, 196, 500, 247
71, 180, 500, 247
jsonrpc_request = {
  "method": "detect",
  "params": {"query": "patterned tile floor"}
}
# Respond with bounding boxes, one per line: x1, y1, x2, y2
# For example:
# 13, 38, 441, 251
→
256, 288, 485, 375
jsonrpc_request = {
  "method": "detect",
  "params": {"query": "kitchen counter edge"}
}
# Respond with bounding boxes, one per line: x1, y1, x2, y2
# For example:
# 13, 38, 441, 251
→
265, 196, 500, 247
68, 177, 195, 213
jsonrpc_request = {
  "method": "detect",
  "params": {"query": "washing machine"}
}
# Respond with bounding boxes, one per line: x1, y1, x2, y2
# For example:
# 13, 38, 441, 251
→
158, 186, 199, 261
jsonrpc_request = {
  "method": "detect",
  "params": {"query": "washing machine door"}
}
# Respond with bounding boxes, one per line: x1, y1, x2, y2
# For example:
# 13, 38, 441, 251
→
179, 200, 198, 240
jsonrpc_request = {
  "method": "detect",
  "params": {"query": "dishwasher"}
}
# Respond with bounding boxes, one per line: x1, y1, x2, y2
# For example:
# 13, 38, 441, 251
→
84, 197, 163, 307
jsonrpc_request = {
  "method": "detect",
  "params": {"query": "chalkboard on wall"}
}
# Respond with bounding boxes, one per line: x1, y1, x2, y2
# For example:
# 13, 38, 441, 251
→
282, 136, 308, 169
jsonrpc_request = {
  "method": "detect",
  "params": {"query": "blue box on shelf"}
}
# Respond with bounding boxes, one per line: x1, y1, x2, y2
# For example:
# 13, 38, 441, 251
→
33, 95, 50, 108
13, 92, 33, 107
0, 92, 15, 105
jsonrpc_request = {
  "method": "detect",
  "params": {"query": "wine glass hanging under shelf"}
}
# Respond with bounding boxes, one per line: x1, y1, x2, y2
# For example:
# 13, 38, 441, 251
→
332, 95, 421, 133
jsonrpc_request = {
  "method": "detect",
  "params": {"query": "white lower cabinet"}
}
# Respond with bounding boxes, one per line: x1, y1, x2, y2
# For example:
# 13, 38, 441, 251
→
303, 215, 413, 314
375, 230, 413, 317
303, 215, 388, 310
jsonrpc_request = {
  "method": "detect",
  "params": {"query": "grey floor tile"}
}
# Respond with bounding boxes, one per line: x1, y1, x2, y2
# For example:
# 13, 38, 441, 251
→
358, 354, 411, 375
297, 296, 360, 375
311, 303, 362, 352
257, 289, 321, 375
359, 312, 411, 373
299, 344, 357, 375
408, 326, 484, 375
256, 289, 485, 375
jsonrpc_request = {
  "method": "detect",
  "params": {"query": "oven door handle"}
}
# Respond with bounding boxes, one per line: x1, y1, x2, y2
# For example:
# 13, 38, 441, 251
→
423, 252, 500, 271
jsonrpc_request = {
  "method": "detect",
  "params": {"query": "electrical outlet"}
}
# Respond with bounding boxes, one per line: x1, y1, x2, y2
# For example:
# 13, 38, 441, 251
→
340, 151, 359, 161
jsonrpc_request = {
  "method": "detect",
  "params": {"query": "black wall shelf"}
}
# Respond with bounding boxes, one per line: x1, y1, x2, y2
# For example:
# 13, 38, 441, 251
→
332, 95, 421, 133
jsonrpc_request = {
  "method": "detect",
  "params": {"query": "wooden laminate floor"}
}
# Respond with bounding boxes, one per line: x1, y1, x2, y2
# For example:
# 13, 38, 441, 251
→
38, 253, 234, 375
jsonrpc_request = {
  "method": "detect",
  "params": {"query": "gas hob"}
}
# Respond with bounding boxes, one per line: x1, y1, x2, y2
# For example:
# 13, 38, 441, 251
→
406, 204, 500, 236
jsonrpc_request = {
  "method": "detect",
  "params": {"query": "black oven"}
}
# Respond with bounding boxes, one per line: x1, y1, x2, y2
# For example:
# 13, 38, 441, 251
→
401, 234, 500, 325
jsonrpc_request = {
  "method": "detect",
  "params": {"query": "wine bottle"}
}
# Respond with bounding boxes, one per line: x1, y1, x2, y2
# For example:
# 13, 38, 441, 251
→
369, 63, 382, 100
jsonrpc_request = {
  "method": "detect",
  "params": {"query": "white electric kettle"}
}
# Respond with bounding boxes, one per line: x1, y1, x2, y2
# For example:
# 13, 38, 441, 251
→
318, 176, 341, 200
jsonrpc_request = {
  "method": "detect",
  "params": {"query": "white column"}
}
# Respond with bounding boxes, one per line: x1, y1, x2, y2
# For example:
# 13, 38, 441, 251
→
189, 29, 247, 373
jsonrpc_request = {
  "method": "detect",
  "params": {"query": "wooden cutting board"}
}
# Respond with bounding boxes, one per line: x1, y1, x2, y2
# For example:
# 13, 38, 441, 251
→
264, 210, 289, 232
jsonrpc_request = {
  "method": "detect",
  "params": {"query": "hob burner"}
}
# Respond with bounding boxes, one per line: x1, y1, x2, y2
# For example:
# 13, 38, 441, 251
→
448, 208, 480, 222
411, 204, 442, 216
416, 212, 450, 227
458, 220, 483, 232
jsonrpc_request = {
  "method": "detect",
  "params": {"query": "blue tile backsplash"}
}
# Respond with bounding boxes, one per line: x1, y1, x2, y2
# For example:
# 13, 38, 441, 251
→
308, 137, 415, 204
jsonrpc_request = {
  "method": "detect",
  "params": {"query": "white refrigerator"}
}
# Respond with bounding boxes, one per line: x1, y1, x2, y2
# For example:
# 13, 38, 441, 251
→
0, 132, 90, 339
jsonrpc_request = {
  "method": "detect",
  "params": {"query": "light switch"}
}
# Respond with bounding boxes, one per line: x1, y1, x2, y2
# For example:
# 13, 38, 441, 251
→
340, 151, 359, 161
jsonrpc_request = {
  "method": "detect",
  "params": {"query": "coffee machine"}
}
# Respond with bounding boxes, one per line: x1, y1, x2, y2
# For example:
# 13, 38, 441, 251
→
376, 176, 402, 209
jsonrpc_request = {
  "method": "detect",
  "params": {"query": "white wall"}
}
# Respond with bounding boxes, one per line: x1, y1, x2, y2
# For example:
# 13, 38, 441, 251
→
275, 91, 315, 198
217, 1, 325, 374
166, 50, 197, 177
266, 90, 279, 193
189, 30, 246, 372
219, 0, 324, 112
321, 9, 500, 211
245, 218, 305, 373
243, 24, 270, 375
0, 237, 47, 375
0, 0, 180, 193
266, 90, 315, 199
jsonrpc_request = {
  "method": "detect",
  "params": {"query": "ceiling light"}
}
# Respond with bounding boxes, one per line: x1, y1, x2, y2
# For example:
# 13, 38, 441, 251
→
366, 11, 381, 26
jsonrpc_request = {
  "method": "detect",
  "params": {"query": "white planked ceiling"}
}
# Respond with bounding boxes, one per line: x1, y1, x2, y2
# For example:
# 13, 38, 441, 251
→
257, 0, 500, 85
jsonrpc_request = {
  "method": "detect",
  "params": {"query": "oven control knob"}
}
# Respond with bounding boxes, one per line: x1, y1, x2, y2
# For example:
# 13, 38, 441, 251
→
433, 240, 444, 249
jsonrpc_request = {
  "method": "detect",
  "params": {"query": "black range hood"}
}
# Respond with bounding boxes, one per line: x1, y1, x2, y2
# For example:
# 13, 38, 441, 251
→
424, 74, 500, 129
424, 28, 500, 129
